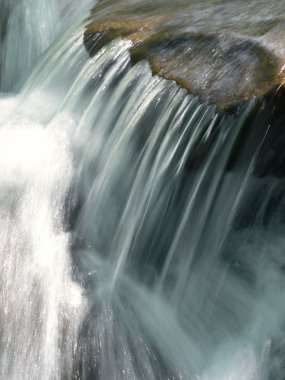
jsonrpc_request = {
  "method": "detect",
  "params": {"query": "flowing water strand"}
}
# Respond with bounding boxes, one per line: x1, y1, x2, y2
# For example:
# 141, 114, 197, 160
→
69, 51, 285, 378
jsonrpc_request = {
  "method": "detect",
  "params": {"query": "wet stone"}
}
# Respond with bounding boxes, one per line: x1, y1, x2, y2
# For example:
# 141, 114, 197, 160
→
84, 0, 285, 108
131, 33, 284, 108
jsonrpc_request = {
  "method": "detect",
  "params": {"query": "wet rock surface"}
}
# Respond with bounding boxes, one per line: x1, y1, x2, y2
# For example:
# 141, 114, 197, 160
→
84, 0, 285, 108
131, 34, 282, 108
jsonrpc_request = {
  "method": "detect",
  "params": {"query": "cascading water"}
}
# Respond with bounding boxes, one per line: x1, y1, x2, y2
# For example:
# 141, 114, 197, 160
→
0, 0, 93, 92
1, 1, 285, 379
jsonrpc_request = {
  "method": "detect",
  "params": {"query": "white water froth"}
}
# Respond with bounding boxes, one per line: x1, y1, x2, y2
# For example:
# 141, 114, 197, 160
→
0, 98, 85, 379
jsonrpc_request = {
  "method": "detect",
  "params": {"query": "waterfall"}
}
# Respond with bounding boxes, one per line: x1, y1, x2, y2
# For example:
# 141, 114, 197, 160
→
0, 1, 285, 379
0, 0, 93, 91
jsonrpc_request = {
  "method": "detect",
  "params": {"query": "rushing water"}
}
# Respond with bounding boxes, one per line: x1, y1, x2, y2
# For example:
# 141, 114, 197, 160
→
0, 1, 285, 379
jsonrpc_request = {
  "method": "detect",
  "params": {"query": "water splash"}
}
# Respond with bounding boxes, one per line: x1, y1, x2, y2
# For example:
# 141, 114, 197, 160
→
0, 98, 85, 379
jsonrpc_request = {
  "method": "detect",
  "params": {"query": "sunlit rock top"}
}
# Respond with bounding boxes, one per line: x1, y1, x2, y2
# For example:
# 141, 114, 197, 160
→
85, 0, 285, 108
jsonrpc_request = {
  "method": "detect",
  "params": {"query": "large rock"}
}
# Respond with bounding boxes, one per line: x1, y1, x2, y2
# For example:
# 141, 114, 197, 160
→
131, 33, 283, 108
84, 0, 285, 108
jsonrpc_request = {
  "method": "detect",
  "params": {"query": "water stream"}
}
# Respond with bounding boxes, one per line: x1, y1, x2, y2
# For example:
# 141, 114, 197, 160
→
0, 1, 285, 379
